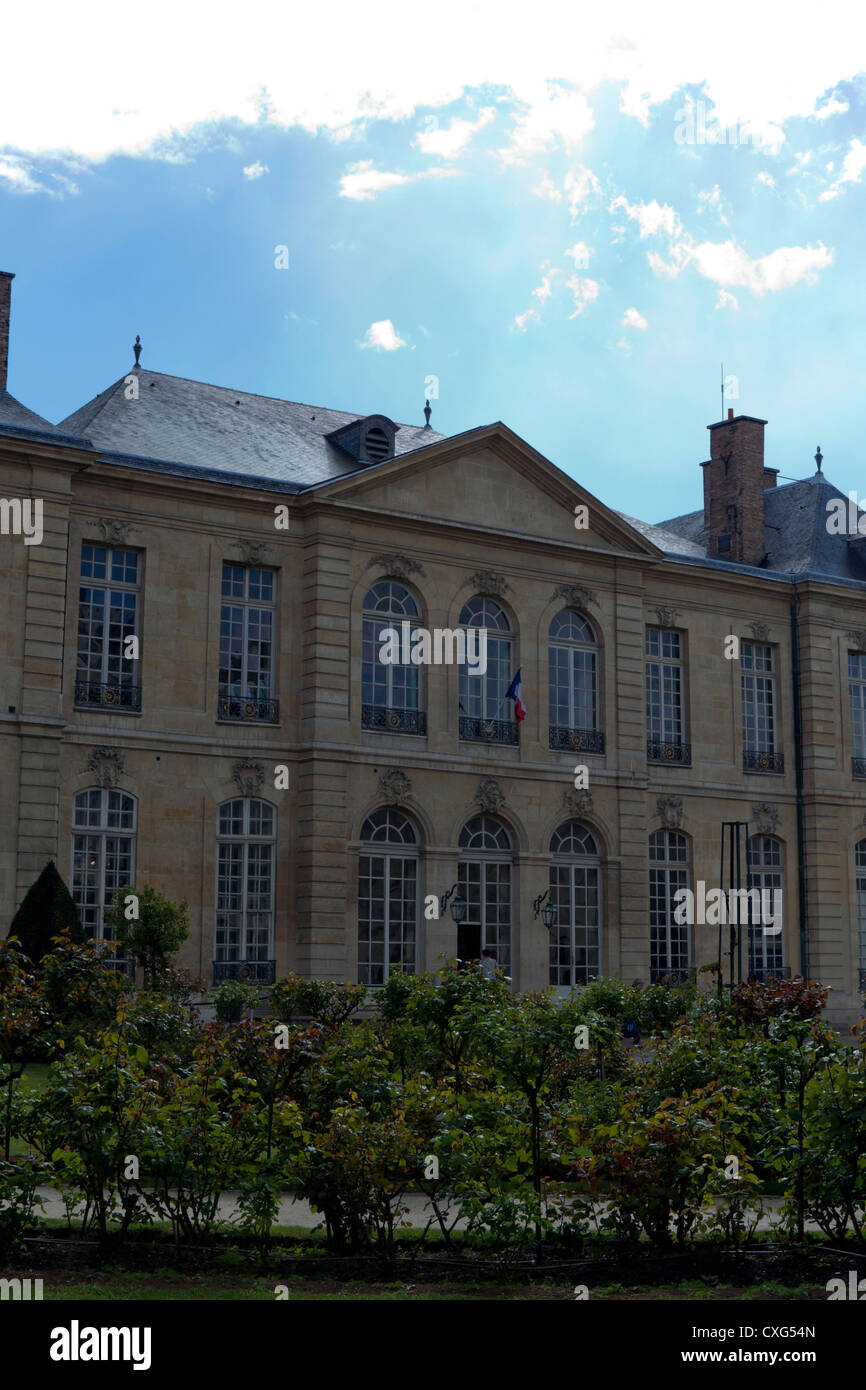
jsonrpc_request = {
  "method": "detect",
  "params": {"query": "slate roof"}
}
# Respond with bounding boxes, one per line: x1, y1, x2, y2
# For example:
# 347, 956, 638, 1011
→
0, 387, 59, 435
57, 368, 446, 489
5, 358, 865, 590
646, 473, 866, 584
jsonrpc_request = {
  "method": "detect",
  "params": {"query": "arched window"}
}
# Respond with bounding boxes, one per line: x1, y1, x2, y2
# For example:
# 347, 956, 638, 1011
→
71, 788, 137, 955
649, 829, 690, 982
458, 597, 517, 745
458, 814, 513, 970
747, 835, 784, 978
855, 841, 866, 989
358, 808, 419, 985
216, 798, 276, 973
549, 610, 602, 752
549, 820, 600, 988
361, 581, 426, 734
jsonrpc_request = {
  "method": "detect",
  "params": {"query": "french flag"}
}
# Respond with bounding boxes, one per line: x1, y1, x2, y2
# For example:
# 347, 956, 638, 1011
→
506, 668, 526, 724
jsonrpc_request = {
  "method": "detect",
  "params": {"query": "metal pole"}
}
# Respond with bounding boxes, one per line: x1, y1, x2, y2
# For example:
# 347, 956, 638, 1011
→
722, 817, 728, 995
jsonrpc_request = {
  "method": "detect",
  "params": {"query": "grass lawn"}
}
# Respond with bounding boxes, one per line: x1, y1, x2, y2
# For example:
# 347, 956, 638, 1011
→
0, 1271, 833, 1300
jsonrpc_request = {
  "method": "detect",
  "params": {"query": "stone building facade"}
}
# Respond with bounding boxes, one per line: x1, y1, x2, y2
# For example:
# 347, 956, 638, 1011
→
1, 270, 865, 1025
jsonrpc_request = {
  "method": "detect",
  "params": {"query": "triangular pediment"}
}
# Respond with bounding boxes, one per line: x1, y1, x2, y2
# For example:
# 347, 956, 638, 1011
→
306, 423, 661, 558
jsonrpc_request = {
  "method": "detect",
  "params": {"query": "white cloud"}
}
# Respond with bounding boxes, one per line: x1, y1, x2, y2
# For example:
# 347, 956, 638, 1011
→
715, 288, 739, 310
0, 154, 77, 196
242, 161, 269, 179
616, 338, 632, 352
512, 308, 540, 331
2, 7, 865, 172
532, 272, 556, 304
610, 194, 682, 238
621, 306, 648, 329
499, 82, 594, 164
697, 185, 727, 223
565, 241, 592, 268
819, 138, 866, 200
755, 171, 775, 187
533, 173, 562, 201
564, 166, 601, 219
415, 107, 494, 158
565, 275, 599, 318
339, 160, 457, 200
360, 320, 407, 350
650, 234, 833, 294
812, 95, 849, 120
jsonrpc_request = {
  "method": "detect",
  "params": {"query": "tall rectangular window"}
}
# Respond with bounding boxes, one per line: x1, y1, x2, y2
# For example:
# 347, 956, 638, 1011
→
646, 627, 688, 762
71, 788, 137, 961
849, 652, 866, 777
75, 545, 141, 711
218, 564, 278, 722
215, 798, 275, 979
855, 841, 866, 989
649, 829, 690, 981
747, 835, 784, 978
741, 641, 781, 771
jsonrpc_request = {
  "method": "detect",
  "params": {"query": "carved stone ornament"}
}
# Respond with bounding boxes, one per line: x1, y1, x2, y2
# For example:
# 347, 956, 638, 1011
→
553, 583, 597, 609
475, 778, 505, 813
369, 553, 425, 581
94, 518, 136, 547
232, 759, 265, 796
748, 621, 771, 642
847, 629, 866, 654
378, 768, 412, 804
86, 746, 126, 789
752, 802, 779, 834
654, 606, 680, 628
657, 794, 684, 829
235, 539, 271, 566
564, 788, 593, 817
470, 570, 511, 599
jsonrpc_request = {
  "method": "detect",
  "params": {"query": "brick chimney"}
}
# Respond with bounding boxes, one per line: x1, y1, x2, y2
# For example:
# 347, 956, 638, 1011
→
0, 271, 13, 393
701, 409, 769, 565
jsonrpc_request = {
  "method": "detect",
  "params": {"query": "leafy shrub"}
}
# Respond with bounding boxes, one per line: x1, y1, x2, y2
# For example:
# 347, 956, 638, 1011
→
731, 977, 828, 1032
269, 973, 366, 1031
212, 980, 261, 1023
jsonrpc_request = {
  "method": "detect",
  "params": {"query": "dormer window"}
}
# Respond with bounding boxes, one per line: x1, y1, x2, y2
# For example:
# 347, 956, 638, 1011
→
327, 413, 397, 466
362, 424, 391, 463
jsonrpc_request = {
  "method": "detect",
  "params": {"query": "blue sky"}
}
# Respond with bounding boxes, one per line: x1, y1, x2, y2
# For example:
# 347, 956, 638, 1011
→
2, 5, 865, 523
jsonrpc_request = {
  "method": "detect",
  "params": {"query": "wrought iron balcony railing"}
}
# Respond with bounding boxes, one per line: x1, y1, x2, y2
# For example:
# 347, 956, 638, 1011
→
650, 966, 696, 986
362, 705, 427, 735
549, 726, 605, 753
74, 680, 142, 712
217, 694, 279, 723
647, 739, 692, 765
459, 716, 519, 746
212, 959, 276, 986
743, 749, 784, 773
853, 758, 866, 779
745, 965, 791, 983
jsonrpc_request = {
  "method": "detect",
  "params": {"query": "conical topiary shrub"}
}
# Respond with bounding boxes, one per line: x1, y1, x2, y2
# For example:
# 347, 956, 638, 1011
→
7, 861, 84, 963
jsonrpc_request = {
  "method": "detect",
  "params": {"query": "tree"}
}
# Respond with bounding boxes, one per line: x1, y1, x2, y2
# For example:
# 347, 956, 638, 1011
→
105, 885, 190, 987
7, 862, 83, 963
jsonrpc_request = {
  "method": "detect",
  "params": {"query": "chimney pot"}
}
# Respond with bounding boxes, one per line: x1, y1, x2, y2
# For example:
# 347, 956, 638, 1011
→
727, 407, 734, 419
0, 270, 14, 393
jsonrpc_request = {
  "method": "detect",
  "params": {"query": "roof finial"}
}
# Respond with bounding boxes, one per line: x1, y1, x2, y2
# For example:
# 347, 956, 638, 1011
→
133, 335, 142, 367
423, 398, 431, 427
815, 445, 823, 473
